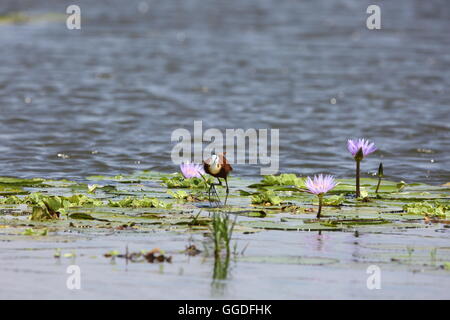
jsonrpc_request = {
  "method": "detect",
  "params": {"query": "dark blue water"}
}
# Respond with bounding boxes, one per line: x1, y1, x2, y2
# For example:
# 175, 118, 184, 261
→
0, 0, 449, 184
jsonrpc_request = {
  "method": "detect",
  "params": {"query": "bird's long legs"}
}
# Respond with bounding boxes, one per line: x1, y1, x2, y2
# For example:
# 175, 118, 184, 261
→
200, 174, 221, 206
210, 178, 230, 206
208, 182, 222, 207
224, 177, 229, 206
201, 175, 229, 207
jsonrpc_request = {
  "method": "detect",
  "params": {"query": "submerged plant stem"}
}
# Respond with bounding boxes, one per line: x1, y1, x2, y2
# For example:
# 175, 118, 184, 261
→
375, 176, 382, 193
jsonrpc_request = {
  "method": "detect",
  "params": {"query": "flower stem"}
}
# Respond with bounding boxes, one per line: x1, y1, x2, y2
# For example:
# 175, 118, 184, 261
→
375, 176, 382, 193
375, 162, 383, 194
317, 194, 323, 219
356, 160, 361, 198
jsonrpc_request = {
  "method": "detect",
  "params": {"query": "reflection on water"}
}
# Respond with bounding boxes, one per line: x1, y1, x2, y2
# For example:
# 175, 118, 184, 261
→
211, 253, 231, 297
208, 212, 235, 296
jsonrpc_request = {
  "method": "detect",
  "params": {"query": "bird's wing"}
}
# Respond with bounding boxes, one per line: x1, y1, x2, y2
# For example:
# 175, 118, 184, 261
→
218, 153, 233, 171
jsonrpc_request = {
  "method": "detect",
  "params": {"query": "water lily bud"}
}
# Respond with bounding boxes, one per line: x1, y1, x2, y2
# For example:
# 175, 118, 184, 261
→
377, 163, 384, 177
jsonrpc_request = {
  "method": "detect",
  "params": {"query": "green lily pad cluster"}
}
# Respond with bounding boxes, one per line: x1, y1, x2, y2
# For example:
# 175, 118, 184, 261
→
0, 172, 449, 233
108, 196, 172, 209
314, 194, 346, 206
161, 174, 212, 189
21, 227, 48, 236
167, 190, 207, 202
251, 191, 282, 206
403, 201, 449, 218
259, 174, 305, 188
0, 192, 104, 220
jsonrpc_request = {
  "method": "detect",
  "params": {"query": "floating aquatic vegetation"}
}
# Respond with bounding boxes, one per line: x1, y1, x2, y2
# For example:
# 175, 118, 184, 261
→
321, 218, 390, 227
403, 201, 449, 218
0, 193, 103, 208
259, 174, 305, 187
87, 184, 101, 193
21, 228, 48, 236
161, 174, 211, 189
0, 176, 46, 187
108, 197, 172, 209
68, 212, 109, 221
0, 171, 448, 240
313, 194, 345, 206
167, 190, 207, 202
103, 250, 120, 258
239, 220, 343, 231
0, 193, 104, 221
251, 191, 282, 206
87, 174, 137, 182
0, 192, 173, 220
63, 252, 76, 258
280, 205, 301, 213
0, 185, 27, 196
357, 189, 370, 201
31, 206, 59, 221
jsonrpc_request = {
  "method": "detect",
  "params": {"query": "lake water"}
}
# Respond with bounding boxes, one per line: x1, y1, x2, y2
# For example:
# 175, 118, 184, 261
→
0, 0, 449, 184
0, 0, 449, 300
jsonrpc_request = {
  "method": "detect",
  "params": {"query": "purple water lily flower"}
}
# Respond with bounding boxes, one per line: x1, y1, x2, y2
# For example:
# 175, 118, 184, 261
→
305, 174, 338, 195
347, 138, 377, 159
305, 174, 338, 219
180, 163, 205, 179
347, 138, 377, 198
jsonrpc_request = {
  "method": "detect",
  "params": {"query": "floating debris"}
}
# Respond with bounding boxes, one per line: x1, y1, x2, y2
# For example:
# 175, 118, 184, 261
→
144, 248, 172, 263
57, 153, 70, 159
104, 248, 172, 263
416, 148, 434, 154
185, 244, 202, 256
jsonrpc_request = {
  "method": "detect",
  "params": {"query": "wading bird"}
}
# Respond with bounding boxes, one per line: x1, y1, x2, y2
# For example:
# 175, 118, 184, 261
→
203, 153, 232, 205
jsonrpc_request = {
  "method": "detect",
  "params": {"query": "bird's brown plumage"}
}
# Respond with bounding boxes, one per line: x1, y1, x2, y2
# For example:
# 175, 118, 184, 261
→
203, 153, 232, 179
